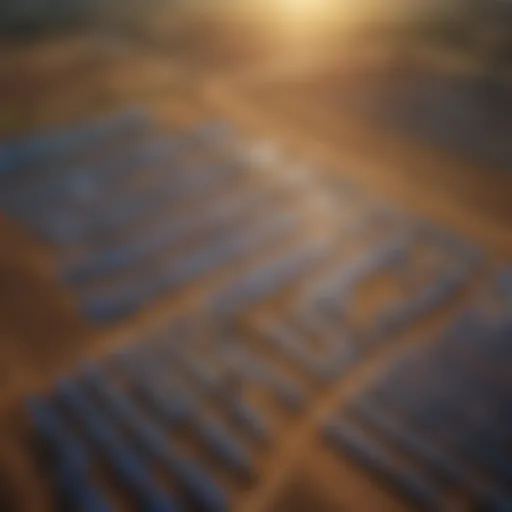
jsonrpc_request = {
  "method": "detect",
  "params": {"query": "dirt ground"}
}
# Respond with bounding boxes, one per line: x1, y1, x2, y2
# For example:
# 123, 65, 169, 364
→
0, 35, 510, 511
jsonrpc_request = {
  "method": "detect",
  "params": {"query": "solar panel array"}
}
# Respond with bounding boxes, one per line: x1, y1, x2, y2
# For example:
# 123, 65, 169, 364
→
1, 109, 510, 511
